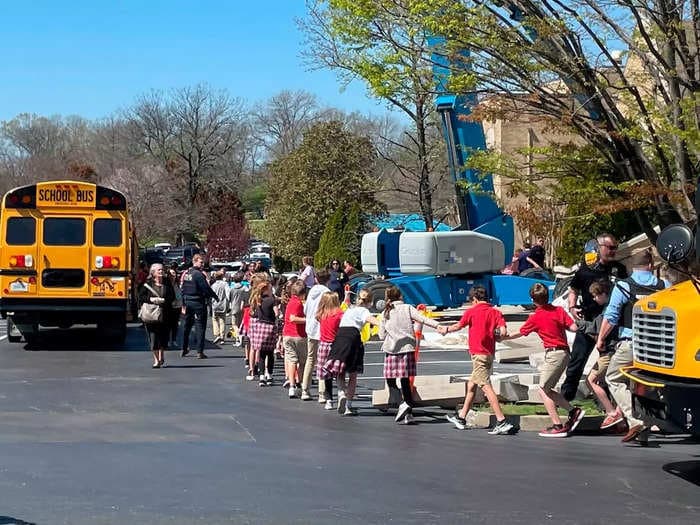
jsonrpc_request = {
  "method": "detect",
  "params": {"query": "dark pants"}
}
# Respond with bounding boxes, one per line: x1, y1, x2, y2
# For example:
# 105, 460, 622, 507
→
260, 349, 274, 375
182, 300, 207, 353
561, 330, 595, 401
387, 378, 414, 407
169, 308, 181, 345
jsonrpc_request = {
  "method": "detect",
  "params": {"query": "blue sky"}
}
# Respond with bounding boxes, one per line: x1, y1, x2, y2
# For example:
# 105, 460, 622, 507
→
0, 1, 387, 121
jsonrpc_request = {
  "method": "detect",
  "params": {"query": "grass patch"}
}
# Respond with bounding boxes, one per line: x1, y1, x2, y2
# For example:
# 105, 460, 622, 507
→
472, 398, 603, 416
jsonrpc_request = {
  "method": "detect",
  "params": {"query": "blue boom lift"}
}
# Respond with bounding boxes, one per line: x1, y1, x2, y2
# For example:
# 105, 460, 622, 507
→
358, 39, 554, 311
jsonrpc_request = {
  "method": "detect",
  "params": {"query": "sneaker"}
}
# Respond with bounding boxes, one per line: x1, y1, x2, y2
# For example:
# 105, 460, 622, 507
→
318, 393, 327, 404
324, 399, 334, 410
539, 424, 569, 438
341, 406, 355, 416
282, 380, 291, 388
487, 419, 514, 435
566, 407, 586, 432
197, 352, 208, 359
244, 358, 250, 369
446, 414, 467, 430
259, 377, 267, 387
245, 373, 256, 381
337, 394, 347, 415
288, 386, 297, 398
398, 412, 415, 425
212, 337, 221, 344
301, 390, 311, 401
180, 348, 189, 357
395, 402, 411, 422
600, 412, 624, 430
265, 374, 273, 386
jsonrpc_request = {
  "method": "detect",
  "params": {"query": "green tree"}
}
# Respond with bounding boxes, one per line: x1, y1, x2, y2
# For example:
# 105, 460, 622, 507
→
301, 0, 449, 230
315, 204, 362, 267
415, 0, 700, 242
264, 121, 385, 263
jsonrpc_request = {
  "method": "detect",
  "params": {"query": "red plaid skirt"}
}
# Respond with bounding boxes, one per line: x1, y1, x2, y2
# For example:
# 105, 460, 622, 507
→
250, 319, 277, 353
383, 352, 416, 378
317, 340, 333, 379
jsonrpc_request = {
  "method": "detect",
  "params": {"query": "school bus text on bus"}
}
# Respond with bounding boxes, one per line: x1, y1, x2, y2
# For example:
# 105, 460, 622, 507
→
0, 181, 138, 345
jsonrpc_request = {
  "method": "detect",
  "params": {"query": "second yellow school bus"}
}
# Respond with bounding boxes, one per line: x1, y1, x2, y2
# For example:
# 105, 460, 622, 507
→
0, 180, 138, 344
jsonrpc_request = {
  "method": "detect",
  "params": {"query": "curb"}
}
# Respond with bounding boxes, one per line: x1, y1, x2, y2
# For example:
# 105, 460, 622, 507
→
471, 412, 617, 432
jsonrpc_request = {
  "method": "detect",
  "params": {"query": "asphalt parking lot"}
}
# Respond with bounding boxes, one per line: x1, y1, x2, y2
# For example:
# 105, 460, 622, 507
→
0, 322, 697, 524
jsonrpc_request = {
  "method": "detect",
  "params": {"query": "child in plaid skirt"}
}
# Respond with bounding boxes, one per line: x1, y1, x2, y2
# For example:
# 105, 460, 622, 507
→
378, 286, 441, 424
316, 292, 344, 411
323, 288, 380, 415
247, 279, 279, 384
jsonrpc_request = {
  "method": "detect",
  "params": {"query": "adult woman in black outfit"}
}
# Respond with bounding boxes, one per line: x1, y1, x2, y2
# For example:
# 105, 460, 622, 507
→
139, 263, 174, 368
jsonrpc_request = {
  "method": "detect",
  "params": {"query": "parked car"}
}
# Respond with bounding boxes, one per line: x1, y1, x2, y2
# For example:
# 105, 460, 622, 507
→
139, 247, 165, 266
163, 246, 201, 270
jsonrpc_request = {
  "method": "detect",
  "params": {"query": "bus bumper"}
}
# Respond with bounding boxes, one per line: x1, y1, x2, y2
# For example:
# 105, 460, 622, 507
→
0, 298, 127, 326
624, 367, 700, 435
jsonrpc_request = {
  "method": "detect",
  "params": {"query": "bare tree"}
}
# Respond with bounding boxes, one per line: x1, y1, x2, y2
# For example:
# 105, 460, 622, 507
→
252, 90, 322, 160
126, 84, 250, 229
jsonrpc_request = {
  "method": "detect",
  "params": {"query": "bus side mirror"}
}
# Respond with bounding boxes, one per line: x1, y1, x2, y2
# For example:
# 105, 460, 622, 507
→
656, 224, 695, 263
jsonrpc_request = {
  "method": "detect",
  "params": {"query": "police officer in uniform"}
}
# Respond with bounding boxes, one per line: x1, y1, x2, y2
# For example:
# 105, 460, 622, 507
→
561, 233, 628, 402
180, 254, 217, 359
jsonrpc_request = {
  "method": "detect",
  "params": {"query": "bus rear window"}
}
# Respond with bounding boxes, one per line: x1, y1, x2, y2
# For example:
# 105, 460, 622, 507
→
6, 217, 36, 245
43, 218, 86, 246
94, 219, 122, 246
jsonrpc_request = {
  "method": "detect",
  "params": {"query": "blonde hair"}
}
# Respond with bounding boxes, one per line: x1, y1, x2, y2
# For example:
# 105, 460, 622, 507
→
316, 292, 341, 321
249, 281, 270, 313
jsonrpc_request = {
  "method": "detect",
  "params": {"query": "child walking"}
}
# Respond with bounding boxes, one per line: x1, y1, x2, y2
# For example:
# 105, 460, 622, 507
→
248, 280, 279, 385
323, 288, 380, 416
444, 285, 514, 435
584, 280, 623, 429
282, 281, 307, 398
316, 292, 344, 410
507, 283, 582, 437
378, 286, 441, 425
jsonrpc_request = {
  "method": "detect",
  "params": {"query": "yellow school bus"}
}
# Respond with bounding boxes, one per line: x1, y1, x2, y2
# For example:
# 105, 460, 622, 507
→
0, 180, 138, 344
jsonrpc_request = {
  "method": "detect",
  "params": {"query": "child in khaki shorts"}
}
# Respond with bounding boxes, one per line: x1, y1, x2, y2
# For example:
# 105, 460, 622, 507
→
442, 285, 514, 436
506, 283, 581, 438
584, 280, 623, 429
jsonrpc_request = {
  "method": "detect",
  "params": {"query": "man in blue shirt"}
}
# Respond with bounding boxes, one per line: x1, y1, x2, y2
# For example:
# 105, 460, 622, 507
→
595, 250, 668, 443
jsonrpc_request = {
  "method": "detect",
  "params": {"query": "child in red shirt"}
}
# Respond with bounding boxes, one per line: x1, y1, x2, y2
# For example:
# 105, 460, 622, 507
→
282, 281, 307, 397
507, 282, 581, 437
442, 285, 513, 435
240, 305, 251, 369
316, 292, 344, 411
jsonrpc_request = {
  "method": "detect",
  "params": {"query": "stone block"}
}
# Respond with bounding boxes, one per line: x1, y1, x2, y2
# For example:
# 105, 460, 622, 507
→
372, 375, 476, 409
494, 346, 536, 363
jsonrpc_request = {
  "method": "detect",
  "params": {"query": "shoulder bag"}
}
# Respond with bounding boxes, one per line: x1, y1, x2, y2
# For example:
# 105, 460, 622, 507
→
139, 283, 164, 323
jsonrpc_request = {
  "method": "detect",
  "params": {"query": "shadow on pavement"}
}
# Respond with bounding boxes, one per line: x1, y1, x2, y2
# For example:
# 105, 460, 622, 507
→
663, 460, 700, 486
21, 324, 146, 352
0, 517, 36, 525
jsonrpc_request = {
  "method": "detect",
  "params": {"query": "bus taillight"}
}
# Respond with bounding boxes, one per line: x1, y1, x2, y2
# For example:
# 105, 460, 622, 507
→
9, 254, 33, 267
4, 186, 36, 209
95, 256, 120, 268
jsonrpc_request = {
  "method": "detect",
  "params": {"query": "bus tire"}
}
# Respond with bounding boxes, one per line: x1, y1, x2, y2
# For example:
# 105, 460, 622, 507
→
102, 319, 127, 344
7, 319, 22, 343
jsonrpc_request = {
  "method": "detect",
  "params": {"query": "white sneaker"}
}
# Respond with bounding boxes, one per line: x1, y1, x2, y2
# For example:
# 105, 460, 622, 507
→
395, 402, 411, 422
245, 373, 255, 381
301, 390, 311, 401
399, 412, 415, 425
318, 393, 327, 404
337, 394, 347, 415
288, 386, 297, 398
324, 399, 334, 410
487, 419, 514, 435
